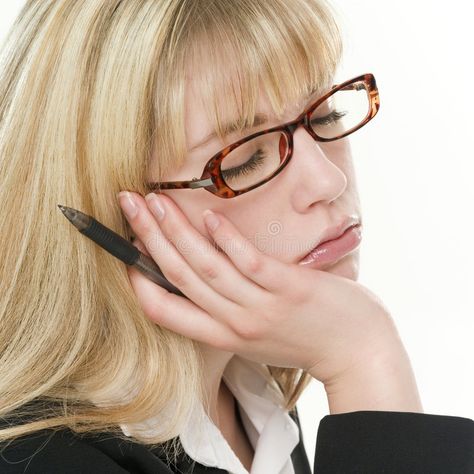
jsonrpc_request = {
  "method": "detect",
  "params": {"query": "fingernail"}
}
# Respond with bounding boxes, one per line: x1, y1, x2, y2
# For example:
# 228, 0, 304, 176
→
203, 209, 219, 232
145, 193, 165, 221
118, 191, 138, 219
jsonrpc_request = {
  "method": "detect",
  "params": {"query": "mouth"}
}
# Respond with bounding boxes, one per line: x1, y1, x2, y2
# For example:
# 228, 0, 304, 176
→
298, 222, 362, 267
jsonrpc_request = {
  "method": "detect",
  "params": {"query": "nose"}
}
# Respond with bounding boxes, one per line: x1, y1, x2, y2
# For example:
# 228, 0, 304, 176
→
287, 124, 347, 211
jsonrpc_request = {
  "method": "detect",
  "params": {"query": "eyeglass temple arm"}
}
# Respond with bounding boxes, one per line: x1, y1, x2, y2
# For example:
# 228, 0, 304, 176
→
338, 81, 366, 91
148, 177, 214, 191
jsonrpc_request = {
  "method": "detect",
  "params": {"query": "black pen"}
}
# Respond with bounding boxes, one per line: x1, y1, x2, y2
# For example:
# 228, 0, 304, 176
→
57, 204, 186, 298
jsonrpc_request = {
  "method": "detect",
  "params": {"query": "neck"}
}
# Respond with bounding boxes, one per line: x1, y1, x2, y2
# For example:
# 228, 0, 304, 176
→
198, 342, 235, 428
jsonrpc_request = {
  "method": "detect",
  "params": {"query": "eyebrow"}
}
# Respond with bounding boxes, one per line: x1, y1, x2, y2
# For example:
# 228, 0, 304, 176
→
188, 85, 326, 152
188, 113, 269, 153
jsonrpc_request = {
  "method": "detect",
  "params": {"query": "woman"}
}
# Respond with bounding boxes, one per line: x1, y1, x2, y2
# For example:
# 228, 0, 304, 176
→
0, 0, 472, 473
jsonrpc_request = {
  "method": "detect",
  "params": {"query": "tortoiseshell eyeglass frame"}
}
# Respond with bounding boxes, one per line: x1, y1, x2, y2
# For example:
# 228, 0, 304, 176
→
147, 73, 380, 199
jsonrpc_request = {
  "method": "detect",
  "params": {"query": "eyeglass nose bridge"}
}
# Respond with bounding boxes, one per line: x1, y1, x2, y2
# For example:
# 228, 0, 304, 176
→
284, 109, 328, 145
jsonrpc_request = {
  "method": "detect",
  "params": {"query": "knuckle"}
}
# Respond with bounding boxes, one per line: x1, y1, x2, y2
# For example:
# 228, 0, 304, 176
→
138, 217, 156, 236
139, 294, 167, 322
200, 263, 219, 282
233, 320, 262, 340
258, 309, 274, 325
247, 254, 265, 275
166, 267, 188, 288
290, 283, 309, 304
147, 301, 166, 322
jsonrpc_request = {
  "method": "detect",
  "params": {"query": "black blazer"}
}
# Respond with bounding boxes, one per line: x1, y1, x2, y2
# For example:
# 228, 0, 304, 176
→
0, 408, 473, 473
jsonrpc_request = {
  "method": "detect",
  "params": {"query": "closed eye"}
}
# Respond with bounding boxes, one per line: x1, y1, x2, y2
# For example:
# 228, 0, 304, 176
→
311, 109, 347, 125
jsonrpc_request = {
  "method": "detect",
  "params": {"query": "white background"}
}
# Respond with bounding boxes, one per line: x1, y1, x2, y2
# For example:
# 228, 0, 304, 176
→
297, 0, 474, 466
1, 1, 473, 469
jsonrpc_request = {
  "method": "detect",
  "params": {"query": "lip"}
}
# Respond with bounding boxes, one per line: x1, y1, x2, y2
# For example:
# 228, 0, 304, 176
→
298, 223, 362, 267
297, 216, 361, 263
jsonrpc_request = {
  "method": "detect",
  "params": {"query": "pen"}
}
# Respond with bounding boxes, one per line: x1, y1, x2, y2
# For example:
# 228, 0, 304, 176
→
57, 204, 186, 298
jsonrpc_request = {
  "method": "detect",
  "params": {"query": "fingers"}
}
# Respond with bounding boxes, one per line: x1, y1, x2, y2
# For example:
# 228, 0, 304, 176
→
143, 193, 269, 306
118, 192, 238, 320
120, 191, 269, 313
151, 193, 289, 295
126, 251, 238, 350
199, 207, 289, 295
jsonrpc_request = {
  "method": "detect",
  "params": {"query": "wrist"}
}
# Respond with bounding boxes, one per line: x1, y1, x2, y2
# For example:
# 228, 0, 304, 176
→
321, 342, 423, 414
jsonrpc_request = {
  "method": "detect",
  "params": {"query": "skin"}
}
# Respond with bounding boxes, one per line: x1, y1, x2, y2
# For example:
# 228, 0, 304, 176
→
118, 74, 423, 463
147, 76, 362, 420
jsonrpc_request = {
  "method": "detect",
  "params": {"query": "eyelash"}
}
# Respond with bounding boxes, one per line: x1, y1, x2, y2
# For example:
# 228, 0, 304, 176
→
312, 109, 347, 126
222, 109, 347, 179
221, 150, 266, 180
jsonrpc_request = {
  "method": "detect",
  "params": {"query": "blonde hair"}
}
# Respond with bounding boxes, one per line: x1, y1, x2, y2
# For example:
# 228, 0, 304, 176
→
0, 0, 343, 452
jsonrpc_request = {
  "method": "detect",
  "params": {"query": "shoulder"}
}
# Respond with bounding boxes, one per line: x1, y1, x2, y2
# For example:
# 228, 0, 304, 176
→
0, 427, 125, 473
0, 426, 175, 474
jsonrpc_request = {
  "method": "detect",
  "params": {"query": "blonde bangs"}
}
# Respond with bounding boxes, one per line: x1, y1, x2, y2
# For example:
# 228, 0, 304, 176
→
152, 0, 343, 181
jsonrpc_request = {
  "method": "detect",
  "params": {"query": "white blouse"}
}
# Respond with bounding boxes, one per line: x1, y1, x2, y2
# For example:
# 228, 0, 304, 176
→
120, 354, 300, 474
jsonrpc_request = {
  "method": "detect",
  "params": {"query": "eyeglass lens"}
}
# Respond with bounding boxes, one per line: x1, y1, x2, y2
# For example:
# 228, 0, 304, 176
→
220, 79, 371, 191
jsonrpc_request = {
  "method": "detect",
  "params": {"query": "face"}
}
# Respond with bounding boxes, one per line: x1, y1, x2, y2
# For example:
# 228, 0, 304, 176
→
148, 75, 363, 281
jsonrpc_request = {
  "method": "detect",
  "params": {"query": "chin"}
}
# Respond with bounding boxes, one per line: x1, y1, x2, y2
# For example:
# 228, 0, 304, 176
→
322, 249, 360, 280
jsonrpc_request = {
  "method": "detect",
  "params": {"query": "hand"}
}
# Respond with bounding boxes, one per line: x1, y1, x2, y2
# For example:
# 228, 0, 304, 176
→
118, 191, 406, 389
320, 341, 423, 414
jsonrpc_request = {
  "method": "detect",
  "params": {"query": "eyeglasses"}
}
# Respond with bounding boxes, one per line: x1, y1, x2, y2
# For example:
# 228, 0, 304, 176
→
147, 73, 380, 199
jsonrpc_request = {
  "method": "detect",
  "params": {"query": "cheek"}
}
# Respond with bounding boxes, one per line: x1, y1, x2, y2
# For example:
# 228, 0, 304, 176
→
214, 205, 282, 257
157, 188, 256, 245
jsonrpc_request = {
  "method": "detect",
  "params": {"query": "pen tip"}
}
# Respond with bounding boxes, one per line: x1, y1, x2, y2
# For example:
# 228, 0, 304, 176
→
57, 204, 76, 222
57, 204, 73, 217
57, 204, 90, 230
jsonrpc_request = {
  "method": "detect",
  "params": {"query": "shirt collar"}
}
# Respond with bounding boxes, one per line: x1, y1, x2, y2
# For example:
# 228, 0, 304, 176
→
121, 355, 300, 474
